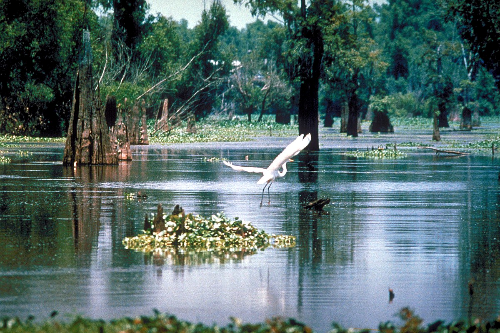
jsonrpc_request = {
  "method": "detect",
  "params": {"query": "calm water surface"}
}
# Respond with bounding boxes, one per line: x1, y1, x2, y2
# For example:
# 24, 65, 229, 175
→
0, 142, 499, 332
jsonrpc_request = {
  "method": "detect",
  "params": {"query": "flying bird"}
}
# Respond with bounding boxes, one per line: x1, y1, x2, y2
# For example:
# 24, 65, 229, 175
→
223, 133, 311, 205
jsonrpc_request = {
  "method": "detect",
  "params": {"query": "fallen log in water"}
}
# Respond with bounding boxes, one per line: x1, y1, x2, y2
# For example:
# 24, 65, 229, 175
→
418, 146, 470, 156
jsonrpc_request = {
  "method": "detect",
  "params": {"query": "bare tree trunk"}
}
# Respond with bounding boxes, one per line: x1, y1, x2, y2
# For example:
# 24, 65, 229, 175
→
63, 30, 117, 166
433, 111, 441, 141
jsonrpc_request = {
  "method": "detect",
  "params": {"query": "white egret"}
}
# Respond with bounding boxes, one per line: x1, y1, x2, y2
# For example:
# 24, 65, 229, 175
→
223, 133, 311, 205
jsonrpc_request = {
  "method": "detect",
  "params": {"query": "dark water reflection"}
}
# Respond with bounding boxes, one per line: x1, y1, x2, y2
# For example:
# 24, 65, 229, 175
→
1, 143, 500, 332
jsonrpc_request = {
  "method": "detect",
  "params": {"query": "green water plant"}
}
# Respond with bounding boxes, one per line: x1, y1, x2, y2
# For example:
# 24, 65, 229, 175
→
2, 308, 500, 333
123, 205, 296, 253
345, 147, 407, 159
148, 116, 297, 144
0, 134, 65, 144
0, 155, 11, 164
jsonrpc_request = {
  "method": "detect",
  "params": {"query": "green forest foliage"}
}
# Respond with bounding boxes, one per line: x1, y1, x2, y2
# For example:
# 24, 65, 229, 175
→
0, 0, 499, 136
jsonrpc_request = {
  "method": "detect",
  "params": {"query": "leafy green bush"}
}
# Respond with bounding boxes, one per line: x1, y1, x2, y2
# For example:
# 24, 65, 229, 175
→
370, 93, 426, 119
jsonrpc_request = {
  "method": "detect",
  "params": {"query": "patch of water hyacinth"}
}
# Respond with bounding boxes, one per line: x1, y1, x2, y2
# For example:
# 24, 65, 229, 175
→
345, 147, 407, 159
123, 207, 295, 253
0, 156, 11, 164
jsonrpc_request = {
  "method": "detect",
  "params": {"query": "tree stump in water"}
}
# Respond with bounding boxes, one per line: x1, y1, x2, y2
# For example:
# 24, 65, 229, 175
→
113, 112, 132, 161
63, 30, 117, 166
127, 100, 145, 145
369, 110, 394, 133
186, 116, 197, 134
153, 204, 166, 234
139, 103, 149, 145
324, 112, 334, 127
155, 99, 170, 132
460, 106, 472, 130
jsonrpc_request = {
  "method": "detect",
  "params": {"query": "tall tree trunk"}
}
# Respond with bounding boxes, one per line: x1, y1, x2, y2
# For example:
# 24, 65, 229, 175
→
298, 26, 323, 151
347, 71, 360, 137
347, 90, 359, 137
245, 105, 253, 122
257, 87, 270, 122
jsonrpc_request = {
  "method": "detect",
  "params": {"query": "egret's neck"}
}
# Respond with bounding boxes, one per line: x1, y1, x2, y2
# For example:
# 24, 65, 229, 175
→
278, 163, 288, 178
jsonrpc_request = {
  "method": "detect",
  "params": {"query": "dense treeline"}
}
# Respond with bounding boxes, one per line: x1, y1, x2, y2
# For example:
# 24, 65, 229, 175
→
0, 0, 499, 137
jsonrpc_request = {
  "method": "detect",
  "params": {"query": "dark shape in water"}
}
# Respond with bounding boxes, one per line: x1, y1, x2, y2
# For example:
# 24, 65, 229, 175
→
153, 204, 165, 233
303, 198, 330, 211
144, 214, 151, 232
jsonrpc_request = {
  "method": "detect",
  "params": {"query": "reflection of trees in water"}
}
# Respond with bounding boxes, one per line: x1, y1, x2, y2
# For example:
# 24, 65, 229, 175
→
295, 153, 361, 267
63, 164, 131, 264
460, 187, 500, 322
294, 152, 365, 312
0, 171, 68, 267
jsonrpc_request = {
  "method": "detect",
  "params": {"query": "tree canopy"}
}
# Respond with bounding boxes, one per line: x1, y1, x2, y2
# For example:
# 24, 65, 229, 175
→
444, 0, 500, 90
0, 0, 499, 138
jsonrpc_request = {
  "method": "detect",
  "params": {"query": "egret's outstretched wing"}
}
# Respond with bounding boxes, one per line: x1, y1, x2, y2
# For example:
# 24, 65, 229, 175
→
267, 134, 311, 171
291, 133, 311, 157
223, 161, 266, 174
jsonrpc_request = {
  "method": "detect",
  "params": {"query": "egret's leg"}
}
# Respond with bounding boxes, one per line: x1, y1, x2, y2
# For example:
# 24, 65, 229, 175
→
260, 183, 268, 206
267, 182, 273, 204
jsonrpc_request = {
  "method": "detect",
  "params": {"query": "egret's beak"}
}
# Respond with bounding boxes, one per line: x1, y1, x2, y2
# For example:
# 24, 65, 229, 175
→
288, 159, 294, 162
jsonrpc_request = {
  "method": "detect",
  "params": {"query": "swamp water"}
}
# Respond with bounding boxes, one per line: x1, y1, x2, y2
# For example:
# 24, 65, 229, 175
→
0, 140, 500, 332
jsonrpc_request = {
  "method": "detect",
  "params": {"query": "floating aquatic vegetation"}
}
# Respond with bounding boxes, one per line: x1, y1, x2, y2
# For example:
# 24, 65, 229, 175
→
2, 308, 500, 333
459, 137, 500, 150
16, 150, 32, 157
0, 155, 11, 164
148, 115, 297, 144
398, 141, 430, 147
123, 206, 295, 253
0, 134, 65, 143
203, 156, 227, 162
345, 147, 407, 159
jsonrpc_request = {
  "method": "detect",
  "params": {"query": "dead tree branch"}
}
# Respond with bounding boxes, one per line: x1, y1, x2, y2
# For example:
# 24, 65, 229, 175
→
136, 43, 210, 101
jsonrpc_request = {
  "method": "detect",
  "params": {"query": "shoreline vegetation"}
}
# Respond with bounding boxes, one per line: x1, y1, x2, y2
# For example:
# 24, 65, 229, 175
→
1, 116, 500, 165
1, 116, 500, 164
0, 115, 499, 148
1, 307, 500, 333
